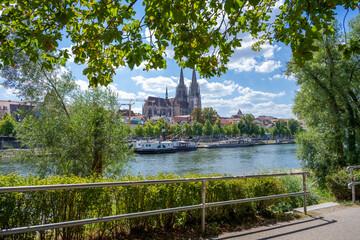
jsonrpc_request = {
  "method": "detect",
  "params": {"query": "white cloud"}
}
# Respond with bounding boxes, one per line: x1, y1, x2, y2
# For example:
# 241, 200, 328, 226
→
269, 74, 282, 80
164, 47, 175, 59
75, 80, 89, 91
200, 85, 291, 118
0, 85, 18, 100
269, 73, 296, 81
131, 75, 177, 93
237, 86, 285, 102
202, 97, 293, 118
226, 35, 282, 73
255, 60, 281, 73
227, 58, 257, 72
198, 78, 238, 98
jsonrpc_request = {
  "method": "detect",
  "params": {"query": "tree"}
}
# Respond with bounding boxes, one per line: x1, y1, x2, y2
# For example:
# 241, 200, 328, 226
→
238, 114, 259, 136
171, 124, 183, 137
213, 124, 221, 136
133, 125, 144, 137
202, 107, 218, 125
203, 119, 213, 136
190, 107, 203, 124
260, 126, 266, 137
289, 17, 360, 185
1, 1, 357, 86
182, 122, 192, 136
143, 122, 154, 137
16, 87, 132, 177
271, 119, 289, 137
0, 53, 77, 121
230, 123, 240, 136
192, 121, 203, 136
287, 119, 300, 136
0, 112, 16, 136
222, 125, 232, 136
214, 119, 223, 134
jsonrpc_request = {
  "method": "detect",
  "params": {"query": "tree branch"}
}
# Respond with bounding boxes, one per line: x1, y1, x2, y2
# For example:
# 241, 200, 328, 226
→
40, 66, 70, 119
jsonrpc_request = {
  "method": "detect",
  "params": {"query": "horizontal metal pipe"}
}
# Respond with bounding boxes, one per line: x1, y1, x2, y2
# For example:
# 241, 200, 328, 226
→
0, 204, 202, 236
348, 182, 360, 189
0, 191, 311, 236
347, 165, 360, 171
206, 192, 310, 208
0, 172, 309, 193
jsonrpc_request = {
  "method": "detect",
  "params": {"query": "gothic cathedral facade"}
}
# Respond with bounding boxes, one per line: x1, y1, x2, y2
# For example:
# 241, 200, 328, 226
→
142, 68, 201, 118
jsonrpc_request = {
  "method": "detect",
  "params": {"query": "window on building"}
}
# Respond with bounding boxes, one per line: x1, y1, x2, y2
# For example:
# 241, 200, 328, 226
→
3, 106, 7, 110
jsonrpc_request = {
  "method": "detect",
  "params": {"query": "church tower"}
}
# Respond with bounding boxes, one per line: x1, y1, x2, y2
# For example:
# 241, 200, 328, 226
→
175, 68, 188, 102
188, 68, 201, 112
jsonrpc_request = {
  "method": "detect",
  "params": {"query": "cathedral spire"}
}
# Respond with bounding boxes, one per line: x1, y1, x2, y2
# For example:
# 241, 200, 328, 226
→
175, 68, 188, 103
165, 86, 168, 99
191, 68, 197, 85
188, 68, 201, 112
179, 68, 185, 85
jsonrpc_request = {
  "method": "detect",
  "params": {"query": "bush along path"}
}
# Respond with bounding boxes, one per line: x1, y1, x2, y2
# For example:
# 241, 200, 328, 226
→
0, 172, 321, 239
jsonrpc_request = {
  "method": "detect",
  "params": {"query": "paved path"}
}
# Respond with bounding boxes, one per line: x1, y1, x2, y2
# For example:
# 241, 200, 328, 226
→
209, 206, 360, 240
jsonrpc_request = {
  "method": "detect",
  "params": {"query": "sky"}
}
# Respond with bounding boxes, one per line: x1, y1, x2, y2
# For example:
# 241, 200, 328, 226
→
0, 3, 358, 119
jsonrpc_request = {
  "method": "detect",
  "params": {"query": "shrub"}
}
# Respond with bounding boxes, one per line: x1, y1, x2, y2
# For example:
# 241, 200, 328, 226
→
0, 173, 305, 239
274, 174, 321, 213
326, 168, 360, 201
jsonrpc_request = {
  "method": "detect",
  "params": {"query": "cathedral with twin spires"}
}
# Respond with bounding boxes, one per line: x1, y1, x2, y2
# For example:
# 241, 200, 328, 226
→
142, 68, 201, 118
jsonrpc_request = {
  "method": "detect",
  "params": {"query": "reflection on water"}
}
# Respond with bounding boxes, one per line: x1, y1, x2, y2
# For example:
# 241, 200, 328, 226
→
0, 144, 299, 177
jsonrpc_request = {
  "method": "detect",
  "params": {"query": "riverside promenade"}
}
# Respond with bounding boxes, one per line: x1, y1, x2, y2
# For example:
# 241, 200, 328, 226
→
209, 205, 360, 240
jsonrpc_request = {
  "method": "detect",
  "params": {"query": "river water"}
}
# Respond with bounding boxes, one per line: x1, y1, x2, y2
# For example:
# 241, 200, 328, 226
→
0, 144, 300, 177
131, 144, 299, 176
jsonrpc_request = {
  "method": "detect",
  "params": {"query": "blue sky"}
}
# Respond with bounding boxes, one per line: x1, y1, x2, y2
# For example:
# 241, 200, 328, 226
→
0, 3, 357, 119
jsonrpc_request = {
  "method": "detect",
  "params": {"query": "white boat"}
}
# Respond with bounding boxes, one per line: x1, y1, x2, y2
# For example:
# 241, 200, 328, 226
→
133, 141, 197, 154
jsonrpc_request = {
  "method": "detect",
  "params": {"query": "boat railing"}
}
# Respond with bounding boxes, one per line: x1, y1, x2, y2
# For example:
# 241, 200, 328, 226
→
0, 171, 310, 236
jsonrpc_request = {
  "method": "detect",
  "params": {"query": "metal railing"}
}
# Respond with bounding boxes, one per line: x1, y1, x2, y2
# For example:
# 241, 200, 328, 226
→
0, 172, 310, 236
347, 165, 360, 203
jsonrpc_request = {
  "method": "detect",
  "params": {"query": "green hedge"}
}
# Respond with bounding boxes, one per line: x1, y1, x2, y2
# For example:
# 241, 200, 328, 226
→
326, 169, 360, 201
0, 173, 307, 239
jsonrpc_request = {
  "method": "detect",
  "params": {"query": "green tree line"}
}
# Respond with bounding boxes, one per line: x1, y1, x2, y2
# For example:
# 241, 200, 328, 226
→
132, 114, 301, 138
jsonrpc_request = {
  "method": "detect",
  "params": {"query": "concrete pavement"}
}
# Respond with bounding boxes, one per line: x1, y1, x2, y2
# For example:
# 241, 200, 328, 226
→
209, 205, 360, 240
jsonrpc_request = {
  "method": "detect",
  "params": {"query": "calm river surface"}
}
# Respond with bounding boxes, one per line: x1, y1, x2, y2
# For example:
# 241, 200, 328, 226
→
131, 144, 299, 176
0, 144, 300, 177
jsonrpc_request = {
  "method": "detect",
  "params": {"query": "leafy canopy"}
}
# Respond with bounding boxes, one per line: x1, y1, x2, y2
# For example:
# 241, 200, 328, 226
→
1, 0, 358, 86
17, 86, 132, 177
0, 112, 16, 136
290, 16, 360, 186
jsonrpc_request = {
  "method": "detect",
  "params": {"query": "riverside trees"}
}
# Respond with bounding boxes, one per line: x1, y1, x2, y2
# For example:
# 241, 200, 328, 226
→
0, 56, 132, 177
1, 1, 358, 86
131, 114, 268, 138
289, 16, 360, 185
16, 87, 132, 177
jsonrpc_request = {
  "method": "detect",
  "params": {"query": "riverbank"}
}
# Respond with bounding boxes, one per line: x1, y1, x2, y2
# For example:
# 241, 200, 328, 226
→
196, 139, 295, 148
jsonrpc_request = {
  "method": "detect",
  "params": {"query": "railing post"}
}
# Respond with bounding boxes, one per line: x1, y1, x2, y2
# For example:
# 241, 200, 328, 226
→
201, 180, 206, 234
351, 168, 355, 203
303, 173, 307, 214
